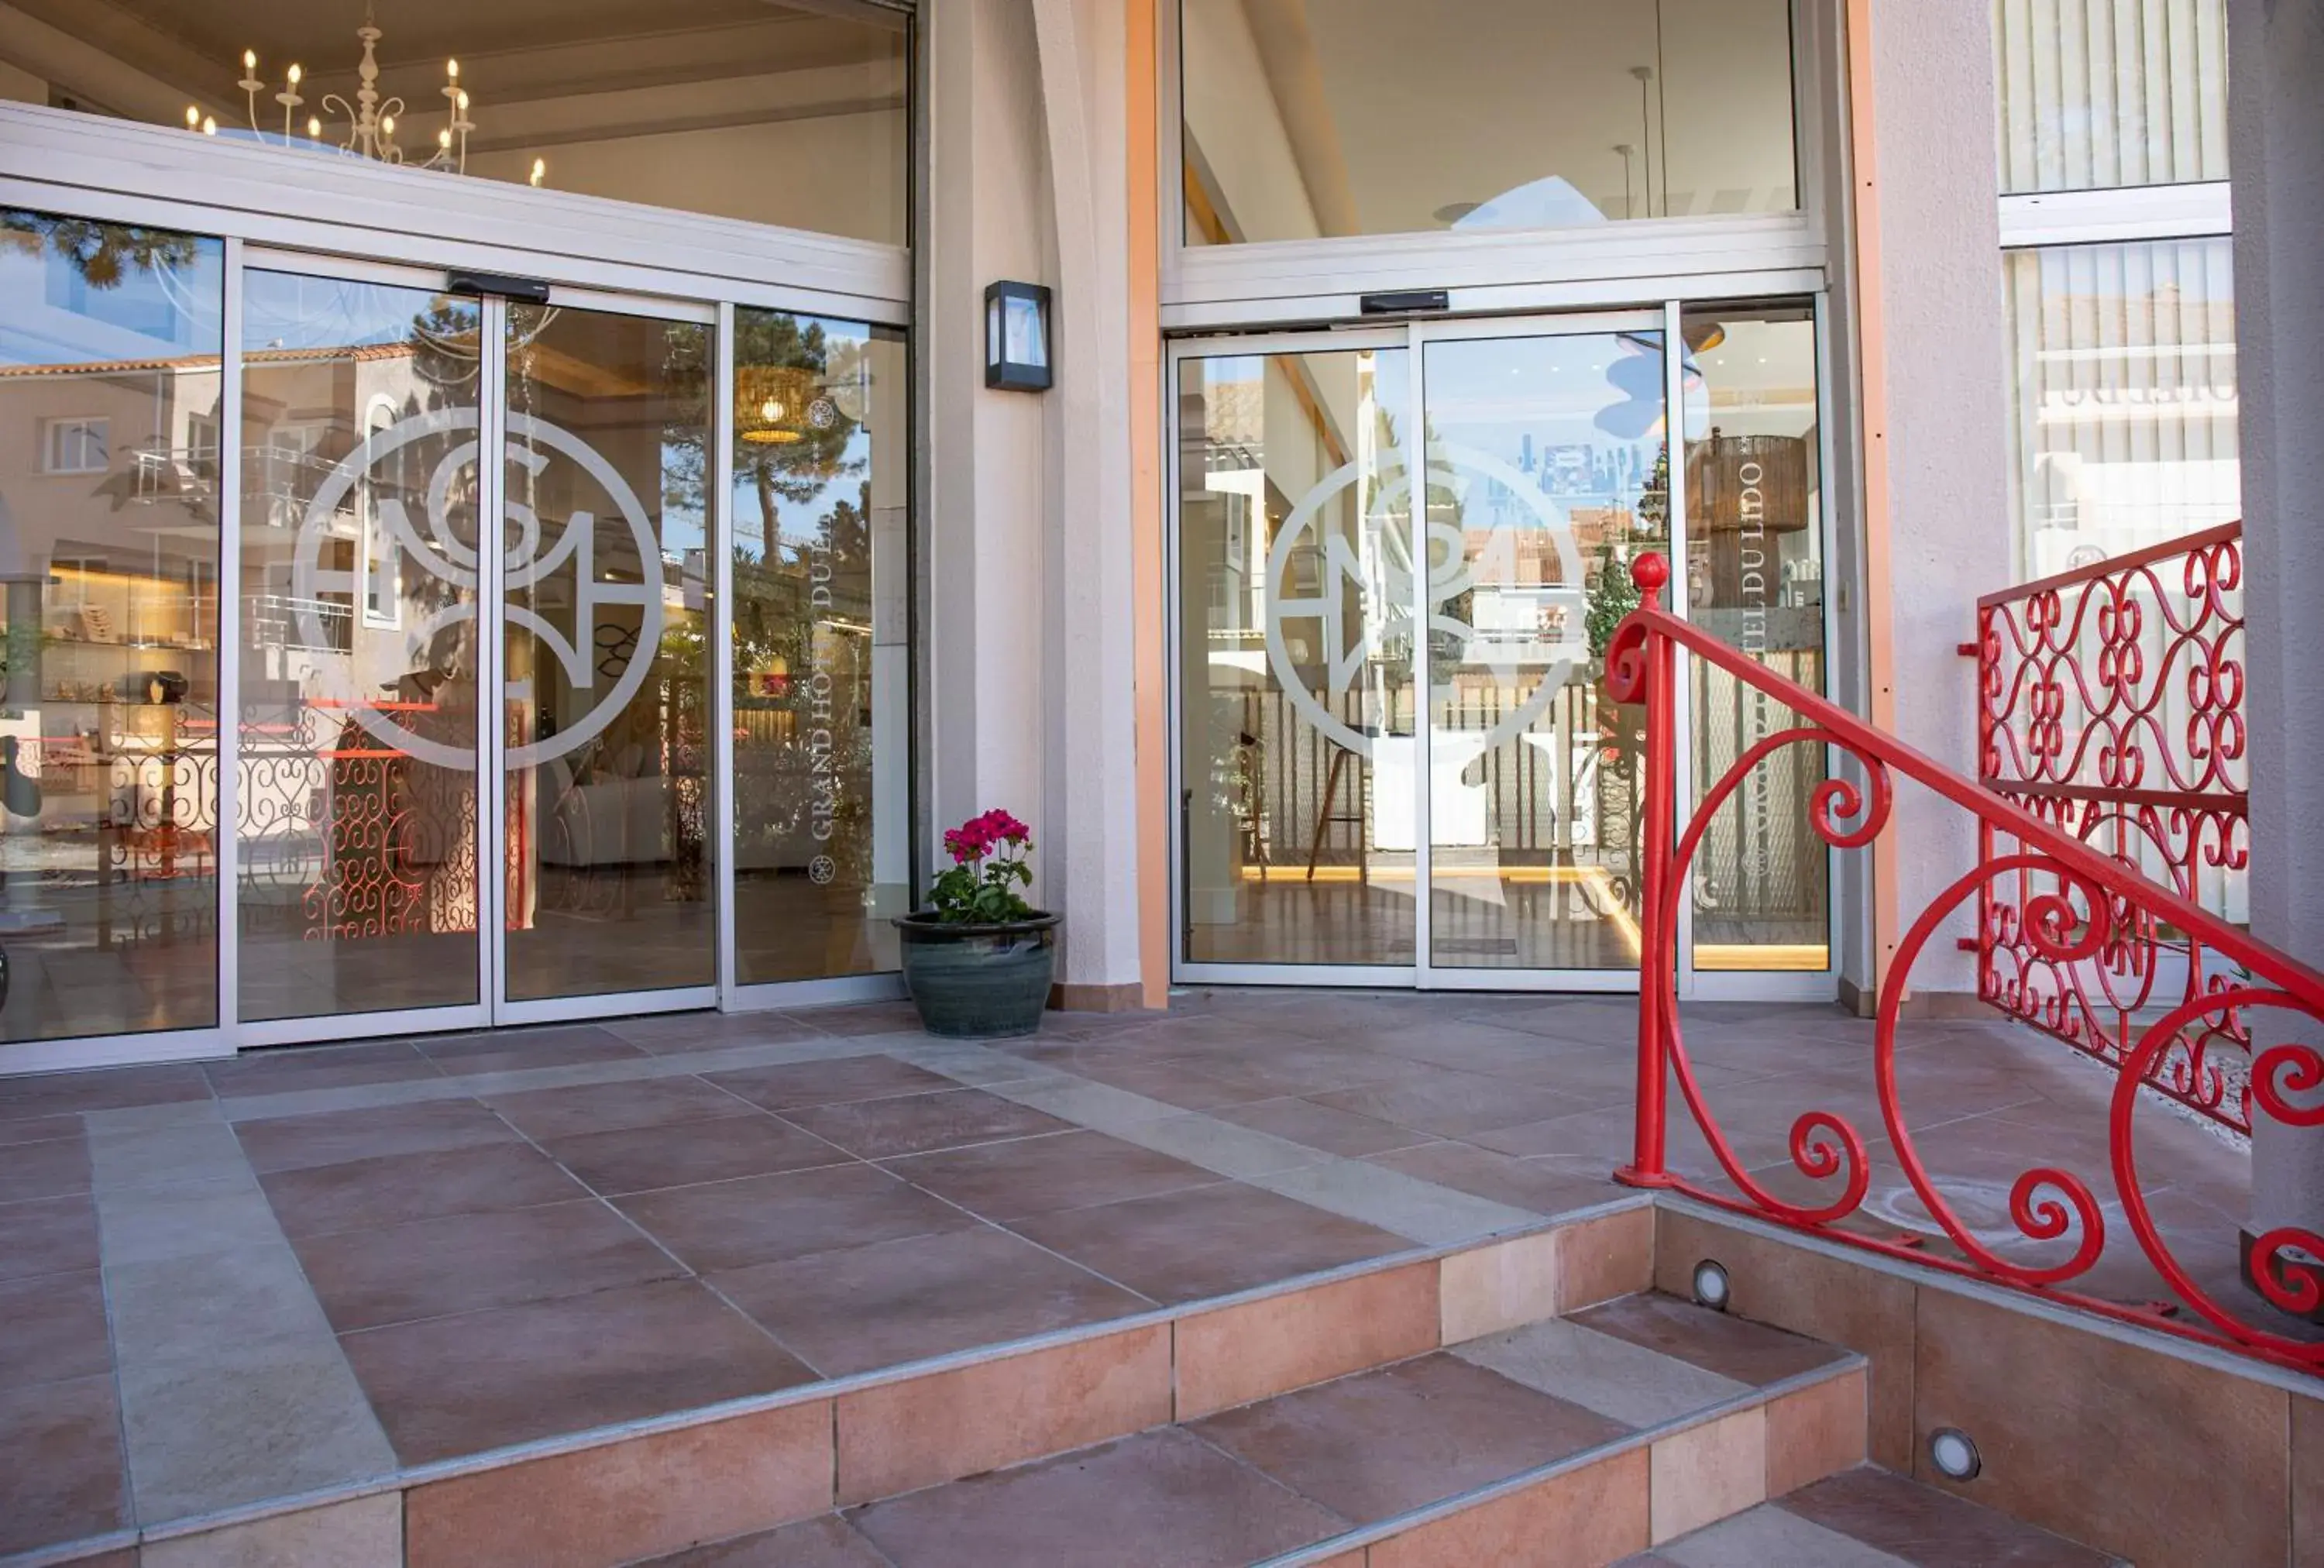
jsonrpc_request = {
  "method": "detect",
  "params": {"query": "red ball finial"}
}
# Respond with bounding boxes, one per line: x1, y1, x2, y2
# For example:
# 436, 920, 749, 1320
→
1631, 551, 1669, 596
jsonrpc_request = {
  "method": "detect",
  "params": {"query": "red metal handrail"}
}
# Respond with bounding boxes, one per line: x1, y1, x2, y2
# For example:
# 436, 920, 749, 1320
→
1608, 552, 2324, 1373
1971, 522, 2248, 1130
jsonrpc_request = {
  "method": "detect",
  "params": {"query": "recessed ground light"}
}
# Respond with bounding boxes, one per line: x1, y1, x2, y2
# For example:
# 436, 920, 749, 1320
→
1690, 1258, 1731, 1310
1929, 1427, 1982, 1481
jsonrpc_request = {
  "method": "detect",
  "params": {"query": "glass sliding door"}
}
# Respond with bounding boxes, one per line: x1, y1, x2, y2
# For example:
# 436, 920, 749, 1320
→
1416, 324, 1669, 979
237, 269, 486, 1023
1174, 341, 1417, 973
1171, 304, 1836, 995
500, 301, 713, 1006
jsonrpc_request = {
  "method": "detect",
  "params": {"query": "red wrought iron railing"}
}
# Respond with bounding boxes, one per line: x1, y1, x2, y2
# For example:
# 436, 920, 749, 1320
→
1969, 522, 2249, 1130
1607, 552, 2323, 1373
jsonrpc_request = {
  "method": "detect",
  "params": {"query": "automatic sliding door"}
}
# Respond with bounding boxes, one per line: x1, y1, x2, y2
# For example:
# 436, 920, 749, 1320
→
1415, 325, 1669, 982
235, 269, 486, 1024
497, 303, 713, 1005
1174, 342, 1417, 974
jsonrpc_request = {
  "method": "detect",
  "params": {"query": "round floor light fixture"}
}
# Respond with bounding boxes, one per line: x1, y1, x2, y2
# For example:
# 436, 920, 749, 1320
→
1690, 1258, 1731, 1311
1929, 1427, 1982, 1482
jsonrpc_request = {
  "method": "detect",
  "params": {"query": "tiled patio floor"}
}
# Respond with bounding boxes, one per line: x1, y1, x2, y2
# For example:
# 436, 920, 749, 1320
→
0, 987, 2275, 1559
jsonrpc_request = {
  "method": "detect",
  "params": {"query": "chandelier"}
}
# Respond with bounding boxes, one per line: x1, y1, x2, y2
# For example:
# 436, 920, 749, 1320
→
186, 5, 543, 187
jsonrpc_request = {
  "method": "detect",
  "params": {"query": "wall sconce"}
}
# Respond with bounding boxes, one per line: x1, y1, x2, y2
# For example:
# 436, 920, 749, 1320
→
984, 280, 1052, 391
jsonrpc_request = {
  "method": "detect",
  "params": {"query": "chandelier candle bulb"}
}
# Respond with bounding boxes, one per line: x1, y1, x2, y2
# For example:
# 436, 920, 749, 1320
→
223, 14, 481, 174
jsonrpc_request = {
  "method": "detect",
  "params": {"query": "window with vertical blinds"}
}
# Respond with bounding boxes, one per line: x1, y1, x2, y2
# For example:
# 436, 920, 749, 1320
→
1992, 0, 2230, 194
2001, 237, 2238, 581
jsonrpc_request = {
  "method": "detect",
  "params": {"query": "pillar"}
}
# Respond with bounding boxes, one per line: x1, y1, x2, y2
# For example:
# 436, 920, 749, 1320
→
2226, 0, 2324, 1302
1855, 0, 2011, 1001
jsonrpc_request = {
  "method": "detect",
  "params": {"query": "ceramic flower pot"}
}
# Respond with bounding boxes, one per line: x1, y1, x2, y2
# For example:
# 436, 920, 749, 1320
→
892, 910, 1060, 1038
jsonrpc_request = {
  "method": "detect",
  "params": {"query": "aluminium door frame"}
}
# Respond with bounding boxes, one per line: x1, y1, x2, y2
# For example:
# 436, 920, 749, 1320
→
486, 286, 720, 1030
1164, 325, 1417, 991
1164, 299, 1844, 999
1166, 311, 1675, 995
0, 143, 913, 1069
228, 246, 497, 1047
1405, 307, 1673, 995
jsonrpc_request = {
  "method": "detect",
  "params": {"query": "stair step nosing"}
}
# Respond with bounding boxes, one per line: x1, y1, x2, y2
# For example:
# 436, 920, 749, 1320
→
1243, 1350, 1870, 1568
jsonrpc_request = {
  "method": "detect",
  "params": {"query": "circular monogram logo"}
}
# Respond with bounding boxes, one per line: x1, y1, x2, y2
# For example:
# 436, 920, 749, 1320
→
1263, 441, 1588, 762
293, 407, 665, 771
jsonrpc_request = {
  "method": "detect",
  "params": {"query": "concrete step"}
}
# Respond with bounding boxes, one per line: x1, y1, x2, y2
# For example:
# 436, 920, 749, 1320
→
632, 1290, 1871, 1566
68, 1203, 1656, 1568
1621, 1464, 2130, 1567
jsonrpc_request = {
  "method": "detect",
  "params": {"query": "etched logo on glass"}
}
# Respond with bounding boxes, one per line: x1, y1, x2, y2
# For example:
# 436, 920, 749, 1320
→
294, 406, 663, 770
1263, 442, 1589, 762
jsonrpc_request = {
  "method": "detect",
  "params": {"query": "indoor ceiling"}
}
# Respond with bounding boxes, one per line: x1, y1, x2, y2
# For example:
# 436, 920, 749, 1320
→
9, 0, 901, 113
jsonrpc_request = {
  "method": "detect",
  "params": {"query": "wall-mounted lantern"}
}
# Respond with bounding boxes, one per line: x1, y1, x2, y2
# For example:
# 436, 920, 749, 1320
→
984, 280, 1052, 391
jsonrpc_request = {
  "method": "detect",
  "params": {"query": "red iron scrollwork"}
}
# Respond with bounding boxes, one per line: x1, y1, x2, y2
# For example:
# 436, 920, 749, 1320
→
1610, 552, 2323, 1374
1972, 523, 2249, 1130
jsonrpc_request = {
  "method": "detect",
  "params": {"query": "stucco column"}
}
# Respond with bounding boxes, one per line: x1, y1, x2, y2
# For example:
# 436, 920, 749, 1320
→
1858, 0, 2010, 1001
1028, 0, 1145, 1008
921, 0, 1147, 1009
2226, 0, 2324, 1304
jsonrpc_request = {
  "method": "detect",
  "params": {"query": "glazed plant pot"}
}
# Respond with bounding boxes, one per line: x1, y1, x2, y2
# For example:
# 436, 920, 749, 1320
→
893, 910, 1061, 1038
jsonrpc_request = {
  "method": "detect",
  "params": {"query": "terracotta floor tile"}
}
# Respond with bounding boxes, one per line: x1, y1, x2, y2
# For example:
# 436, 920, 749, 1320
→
1781, 1467, 2121, 1567
608, 1010, 831, 1054
1191, 1353, 1628, 1524
343, 1277, 818, 1464
0, 1273, 109, 1394
416, 1025, 647, 1075
0, 1192, 99, 1281
713, 1225, 1151, 1376
616, 1162, 977, 1272
546, 1113, 851, 1196
0, 1133, 92, 1203
1571, 1293, 1850, 1387
205, 1041, 444, 1098
232, 1097, 521, 1174
0, 1064, 210, 1122
793, 1001, 928, 1037
642, 1515, 892, 1567
1009, 1182, 1408, 1305
0, 1270, 111, 1392
848, 1427, 1346, 1568
0, 1374, 129, 1555
1344, 1018, 1566, 1074
782, 1088, 1074, 1160
0, 1114, 85, 1148
483, 1075, 759, 1140
256, 1140, 590, 1238
293, 1198, 684, 1331
1366, 1140, 1626, 1213
1311, 1070, 1597, 1139
705, 1054, 960, 1110
881, 1130, 1221, 1221
1211, 1098, 1441, 1158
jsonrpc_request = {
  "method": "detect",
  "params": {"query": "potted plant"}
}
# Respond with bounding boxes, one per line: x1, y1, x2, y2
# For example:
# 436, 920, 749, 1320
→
893, 809, 1059, 1037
